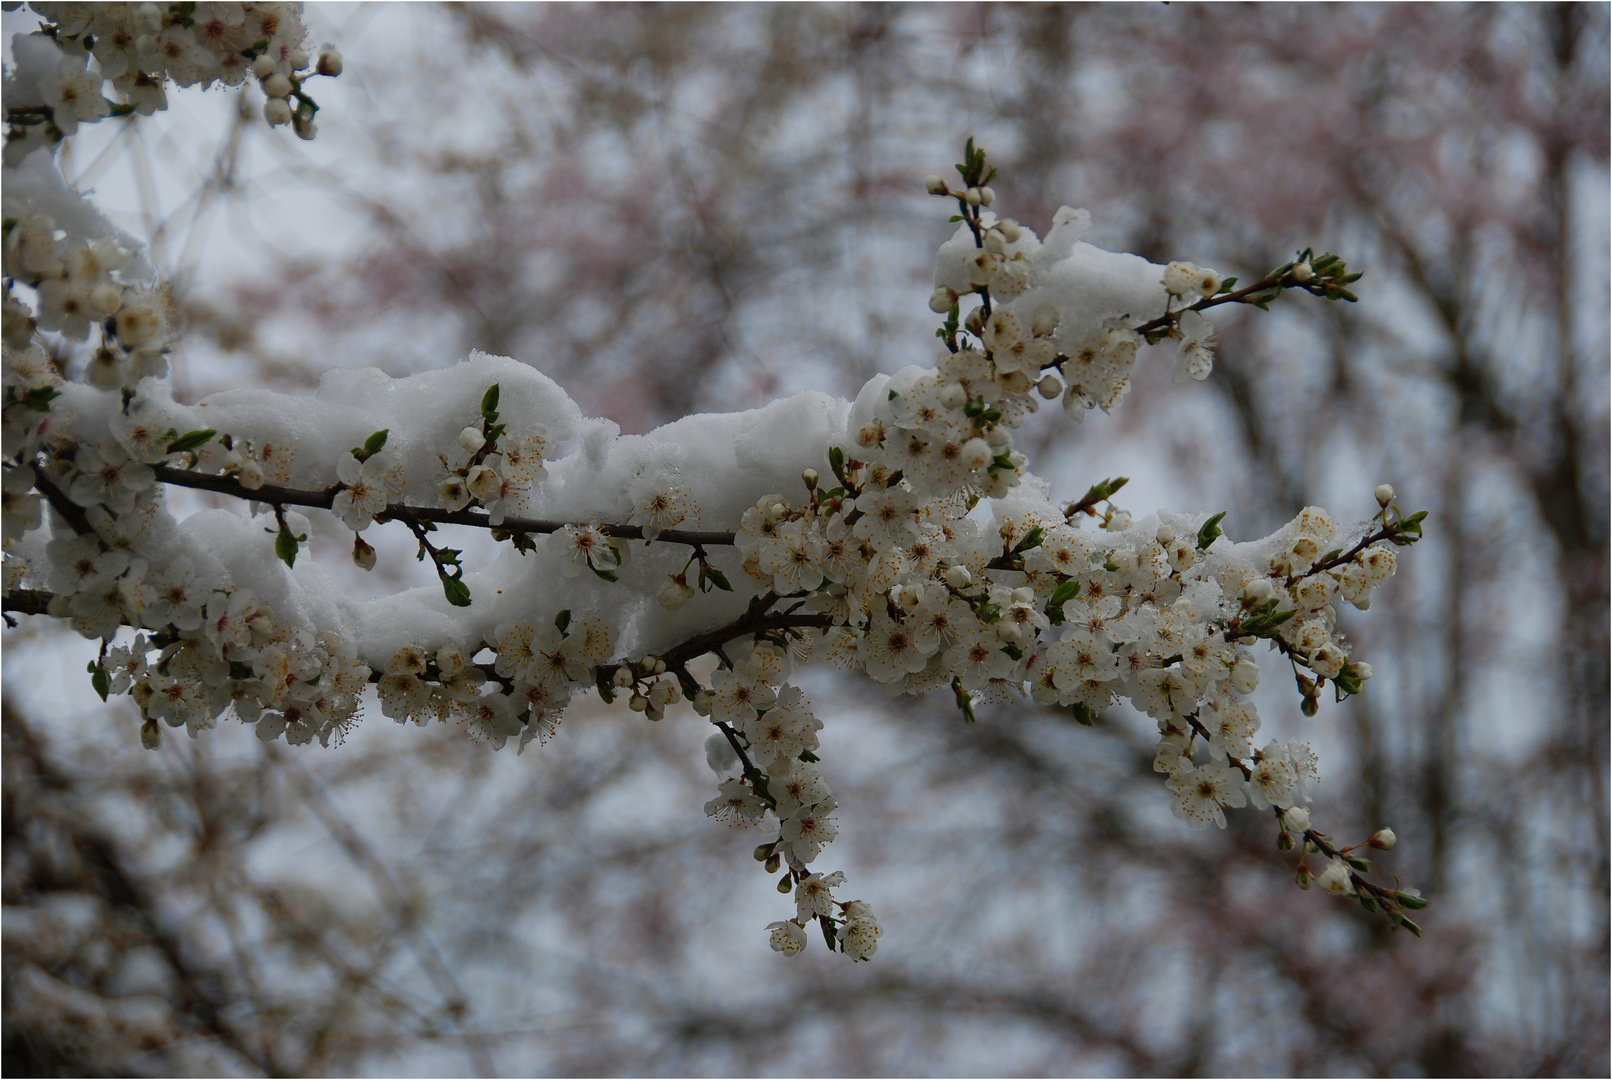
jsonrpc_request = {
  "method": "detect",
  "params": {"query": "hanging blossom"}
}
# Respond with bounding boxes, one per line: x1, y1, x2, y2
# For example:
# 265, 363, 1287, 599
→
1, 46, 1431, 957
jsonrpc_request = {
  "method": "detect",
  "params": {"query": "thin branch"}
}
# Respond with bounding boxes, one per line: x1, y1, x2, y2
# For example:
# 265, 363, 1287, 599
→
152, 465, 738, 547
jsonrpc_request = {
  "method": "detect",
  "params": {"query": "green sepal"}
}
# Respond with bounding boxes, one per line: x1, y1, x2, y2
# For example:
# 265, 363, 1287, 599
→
828, 446, 847, 485
89, 663, 110, 701
442, 576, 472, 607
275, 527, 299, 568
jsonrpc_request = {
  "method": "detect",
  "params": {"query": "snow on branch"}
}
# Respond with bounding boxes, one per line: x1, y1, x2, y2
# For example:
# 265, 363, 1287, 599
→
1, 10, 1430, 957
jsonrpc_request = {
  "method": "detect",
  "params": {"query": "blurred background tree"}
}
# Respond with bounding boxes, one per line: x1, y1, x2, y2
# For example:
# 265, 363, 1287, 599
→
5, 3, 1607, 1074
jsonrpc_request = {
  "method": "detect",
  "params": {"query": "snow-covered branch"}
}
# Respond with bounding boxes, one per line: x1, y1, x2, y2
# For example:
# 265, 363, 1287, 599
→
2, 3, 1431, 959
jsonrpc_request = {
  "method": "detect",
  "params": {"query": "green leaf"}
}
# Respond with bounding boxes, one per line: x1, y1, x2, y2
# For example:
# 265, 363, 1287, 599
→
705, 568, 733, 592
554, 609, 572, 635
828, 446, 846, 485
1071, 703, 1096, 726
1219, 277, 1238, 291
1197, 511, 1227, 550
91, 665, 110, 701
442, 577, 473, 607
1358, 893, 1378, 913
588, 563, 620, 583
1396, 890, 1430, 910
1399, 916, 1422, 937
1013, 525, 1044, 553
22, 386, 61, 411
275, 527, 299, 568
362, 429, 389, 458
1000, 643, 1023, 661
820, 915, 838, 951
166, 428, 217, 454
1345, 854, 1372, 873
480, 383, 501, 422
1045, 578, 1081, 624
799, 749, 819, 763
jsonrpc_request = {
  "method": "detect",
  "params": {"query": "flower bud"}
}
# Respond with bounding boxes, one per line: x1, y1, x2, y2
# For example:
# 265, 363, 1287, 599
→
1295, 864, 1314, 890
1280, 806, 1311, 833
1370, 827, 1397, 850
945, 564, 972, 590
352, 535, 376, 571
140, 719, 160, 750
1317, 858, 1355, 895
777, 874, 794, 894
263, 73, 293, 99
317, 48, 344, 77
939, 383, 968, 410
928, 286, 956, 313
960, 438, 993, 471
964, 187, 982, 206
1349, 661, 1373, 682
801, 468, 818, 490
251, 55, 276, 79
979, 186, 995, 206
290, 49, 310, 71
612, 667, 634, 688
1374, 483, 1395, 507
1242, 578, 1276, 605
986, 426, 1012, 449
645, 702, 664, 721
693, 689, 715, 716
1292, 261, 1315, 282
1155, 524, 1175, 545
658, 576, 694, 610
628, 693, 648, 712
263, 97, 292, 126
1036, 374, 1063, 400
1230, 656, 1260, 695
983, 229, 1007, 255
458, 426, 486, 454
134, 2, 163, 32
1301, 695, 1319, 717
997, 219, 1022, 242
89, 283, 123, 317
754, 843, 774, 862
924, 174, 947, 195
1276, 830, 1294, 851
764, 853, 781, 874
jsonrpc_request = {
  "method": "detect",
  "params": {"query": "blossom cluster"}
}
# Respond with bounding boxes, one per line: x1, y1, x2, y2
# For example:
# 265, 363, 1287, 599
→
2, 38, 1429, 954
